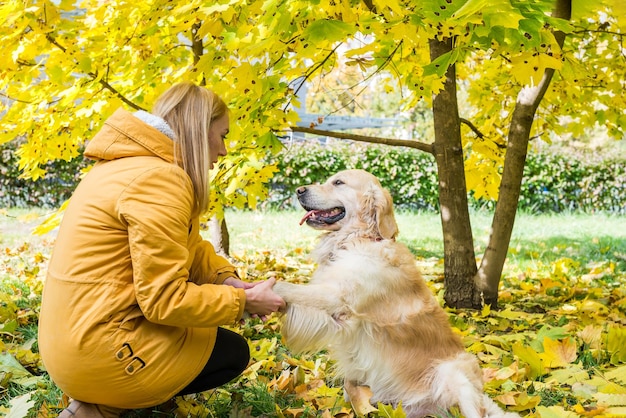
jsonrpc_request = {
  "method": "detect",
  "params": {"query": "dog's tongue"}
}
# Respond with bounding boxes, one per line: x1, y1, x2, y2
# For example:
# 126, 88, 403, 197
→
299, 210, 316, 225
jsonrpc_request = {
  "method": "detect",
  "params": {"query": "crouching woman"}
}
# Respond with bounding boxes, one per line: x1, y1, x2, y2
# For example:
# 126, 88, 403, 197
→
38, 83, 285, 417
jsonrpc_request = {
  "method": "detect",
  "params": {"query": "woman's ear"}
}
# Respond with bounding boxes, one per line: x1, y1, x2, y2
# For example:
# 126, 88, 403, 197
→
361, 183, 398, 240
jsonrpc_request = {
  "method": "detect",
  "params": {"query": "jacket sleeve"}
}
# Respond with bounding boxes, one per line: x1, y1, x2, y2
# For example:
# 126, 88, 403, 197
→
118, 165, 245, 327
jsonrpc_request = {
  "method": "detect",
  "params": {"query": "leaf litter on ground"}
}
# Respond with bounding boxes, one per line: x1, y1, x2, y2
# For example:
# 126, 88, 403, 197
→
0, 211, 625, 418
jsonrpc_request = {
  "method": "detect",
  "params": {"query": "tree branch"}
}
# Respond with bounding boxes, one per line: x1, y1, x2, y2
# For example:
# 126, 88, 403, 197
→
289, 126, 434, 154
459, 118, 484, 139
362, 0, 376, 13
0, 92, 33, 104
42, 31, 144, 111
328, 40, 404, 117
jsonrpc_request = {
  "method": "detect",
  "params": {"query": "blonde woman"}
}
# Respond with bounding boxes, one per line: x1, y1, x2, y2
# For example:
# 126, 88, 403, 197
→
38, 83, 285, 418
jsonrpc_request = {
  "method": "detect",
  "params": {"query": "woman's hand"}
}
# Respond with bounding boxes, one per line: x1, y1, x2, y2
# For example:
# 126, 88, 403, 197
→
242, 278, 286, 318
223, 276, 255, 289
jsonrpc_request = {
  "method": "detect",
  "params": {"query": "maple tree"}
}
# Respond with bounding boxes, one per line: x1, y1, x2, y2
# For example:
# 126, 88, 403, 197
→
1, 0, 625, 307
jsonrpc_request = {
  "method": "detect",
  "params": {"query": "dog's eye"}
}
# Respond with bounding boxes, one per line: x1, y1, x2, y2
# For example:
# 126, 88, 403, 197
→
333, 179, 344, 186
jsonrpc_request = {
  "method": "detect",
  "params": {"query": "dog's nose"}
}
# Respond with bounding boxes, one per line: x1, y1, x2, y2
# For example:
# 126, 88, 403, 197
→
296, 186, 307, 195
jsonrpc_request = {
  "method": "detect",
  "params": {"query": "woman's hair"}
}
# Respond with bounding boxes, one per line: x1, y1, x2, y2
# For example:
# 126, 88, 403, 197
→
152, 82, 228, 214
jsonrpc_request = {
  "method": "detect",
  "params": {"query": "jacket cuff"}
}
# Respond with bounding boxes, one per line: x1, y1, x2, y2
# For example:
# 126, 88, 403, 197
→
234, 288, 246, 321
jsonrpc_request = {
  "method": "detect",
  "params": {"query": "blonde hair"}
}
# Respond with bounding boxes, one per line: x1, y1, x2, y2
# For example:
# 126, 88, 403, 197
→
152, 82, 228, 214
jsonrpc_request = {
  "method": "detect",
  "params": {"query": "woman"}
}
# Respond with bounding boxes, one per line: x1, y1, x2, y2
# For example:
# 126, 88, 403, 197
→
38, 83, 285, 417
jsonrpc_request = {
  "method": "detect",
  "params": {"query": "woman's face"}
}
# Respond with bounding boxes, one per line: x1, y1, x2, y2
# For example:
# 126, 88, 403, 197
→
208, 114, 229, 169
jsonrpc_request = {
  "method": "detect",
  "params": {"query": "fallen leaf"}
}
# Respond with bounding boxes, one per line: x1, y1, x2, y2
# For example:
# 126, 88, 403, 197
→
376, 402, 406, 418
594, 393, 626, 406
5, 392, 36, 418
536, 405, 579, 417
513, 342, 546, 379
345, 385, 377, 416
540, 338, 578, 369
577, 325, 603, 350
607, 327, 626, 365
605, 365, 626, 384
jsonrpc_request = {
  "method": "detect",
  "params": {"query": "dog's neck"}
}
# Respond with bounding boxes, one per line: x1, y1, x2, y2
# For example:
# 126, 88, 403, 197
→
314, 229, 391, 263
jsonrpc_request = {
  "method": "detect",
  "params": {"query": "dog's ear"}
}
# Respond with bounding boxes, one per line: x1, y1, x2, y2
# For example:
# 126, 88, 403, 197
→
361, 183, 399, 240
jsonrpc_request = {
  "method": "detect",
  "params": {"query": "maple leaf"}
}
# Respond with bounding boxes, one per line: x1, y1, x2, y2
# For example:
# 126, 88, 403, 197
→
346, 385, 377, 416
512, 342, 546, 379
539, 337, 578, 369
607, 327, 626, 365
536, 405, 579, 417
376, 401, 406, 418
577, 325, 603, 350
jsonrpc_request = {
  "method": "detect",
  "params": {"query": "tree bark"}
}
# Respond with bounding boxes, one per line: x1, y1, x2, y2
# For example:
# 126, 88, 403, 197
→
191, 20, 232, 255
476, 0, 572, 306
429, 38, 482, 309
209, 216, 230, 256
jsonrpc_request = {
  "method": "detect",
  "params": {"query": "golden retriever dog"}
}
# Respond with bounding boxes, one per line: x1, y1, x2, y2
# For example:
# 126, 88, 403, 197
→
273, 169, 519, 418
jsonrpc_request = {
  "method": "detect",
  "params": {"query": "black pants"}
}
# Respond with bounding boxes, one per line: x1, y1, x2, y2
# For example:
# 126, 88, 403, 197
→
176, 327, 250, 396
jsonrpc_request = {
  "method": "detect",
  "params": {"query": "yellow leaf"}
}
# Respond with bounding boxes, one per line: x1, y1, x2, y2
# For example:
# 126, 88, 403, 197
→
606, 365, 626, 385
536, 405, 579, 418
599, 382, 626, 395
540, 338, 578, 369
594, 393, 626, 407
284, 407, 306, 417
547, 365, 589, 385
33, 199, 70, 235
604, 406, 626, 416
578, 325, 603, 350
376, 401, 406, 418
481, 303, 491, 317
347, 385, 377, 416
572, 402, 606, 416
607, 327, 626, 365
499, 392, 541, 412
510, 52, 564, 85
513, 342, 545, 379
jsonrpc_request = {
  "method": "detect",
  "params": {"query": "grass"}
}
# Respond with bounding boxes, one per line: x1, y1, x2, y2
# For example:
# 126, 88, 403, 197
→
222, 208, 626, 277
3, 207, 625, 263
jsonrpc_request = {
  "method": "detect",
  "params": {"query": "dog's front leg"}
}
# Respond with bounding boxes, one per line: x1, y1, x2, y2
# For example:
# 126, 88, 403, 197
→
273, 281, 349, 353
273, 281, 345, 316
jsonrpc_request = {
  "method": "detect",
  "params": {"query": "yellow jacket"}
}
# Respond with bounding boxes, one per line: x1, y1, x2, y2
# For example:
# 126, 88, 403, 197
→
38, 108, 245, 408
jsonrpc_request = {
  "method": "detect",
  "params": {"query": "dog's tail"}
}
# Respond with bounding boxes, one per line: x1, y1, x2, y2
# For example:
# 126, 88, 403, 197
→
430, 353, 520, 418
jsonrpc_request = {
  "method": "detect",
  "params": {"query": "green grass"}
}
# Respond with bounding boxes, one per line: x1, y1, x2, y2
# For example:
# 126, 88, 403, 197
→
4, 206, 624, 282
222, 209, 626, 276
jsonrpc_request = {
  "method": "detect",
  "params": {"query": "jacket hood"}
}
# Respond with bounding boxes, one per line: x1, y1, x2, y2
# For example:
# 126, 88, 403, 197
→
84, 108, 177, 163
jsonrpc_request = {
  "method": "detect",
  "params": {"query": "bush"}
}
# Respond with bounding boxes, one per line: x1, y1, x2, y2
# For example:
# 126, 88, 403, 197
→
269, 139, 625, 214
520, 153, 626, 213
0, 139, 88, 208
269, 141, 439, 210
2, 138, 624, 213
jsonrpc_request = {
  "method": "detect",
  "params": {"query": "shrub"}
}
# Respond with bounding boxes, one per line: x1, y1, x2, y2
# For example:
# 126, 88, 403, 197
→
269, 141, 439, 210
269, 139, 625, 214
2, 138, 624, 213
0, 139, 88, 208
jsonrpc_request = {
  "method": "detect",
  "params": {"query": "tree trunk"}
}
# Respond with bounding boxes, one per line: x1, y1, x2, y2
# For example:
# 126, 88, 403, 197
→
192, 22, 232, 256
209, 216, 230, 256
476, 0, 572, 306
429, 38, 482, 309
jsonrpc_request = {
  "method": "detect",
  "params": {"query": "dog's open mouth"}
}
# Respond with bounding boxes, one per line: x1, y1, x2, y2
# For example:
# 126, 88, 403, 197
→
299, 207, 345, 226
